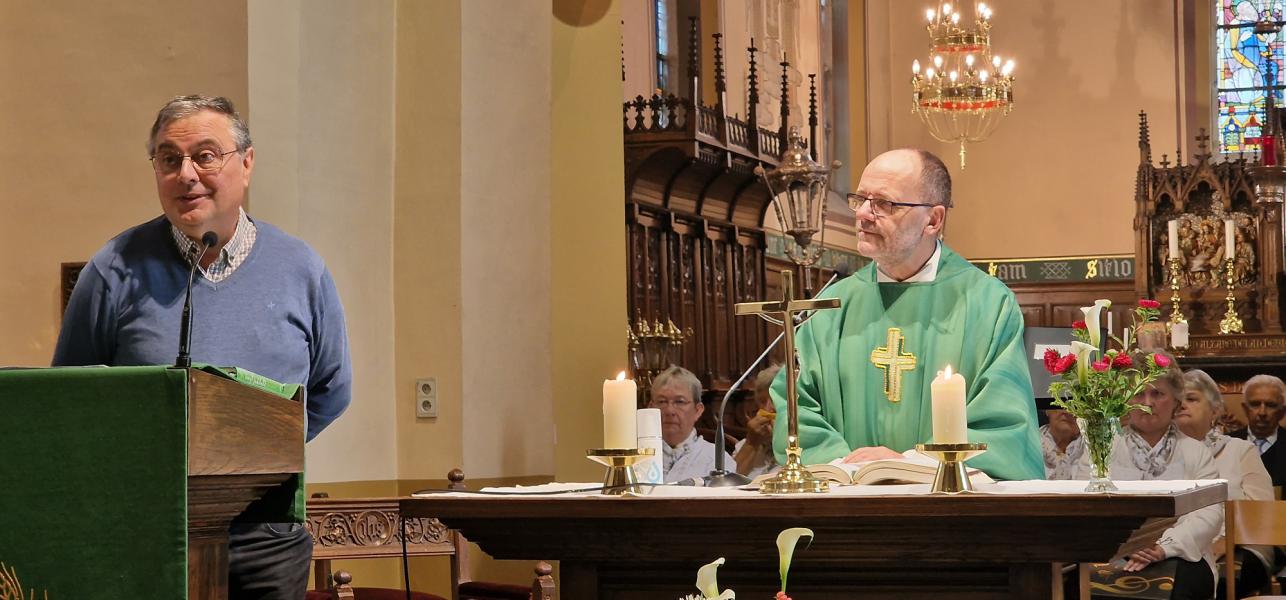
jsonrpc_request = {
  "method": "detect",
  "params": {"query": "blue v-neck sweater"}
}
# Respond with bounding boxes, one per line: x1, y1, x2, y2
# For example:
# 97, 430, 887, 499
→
53, 216, 351, 441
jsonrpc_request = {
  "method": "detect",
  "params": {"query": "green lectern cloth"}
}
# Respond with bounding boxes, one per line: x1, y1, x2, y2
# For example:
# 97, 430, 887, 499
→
0, 366, 188, 599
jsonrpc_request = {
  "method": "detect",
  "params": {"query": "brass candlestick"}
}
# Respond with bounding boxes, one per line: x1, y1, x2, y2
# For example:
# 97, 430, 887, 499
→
586, 448, 654, 496
916, 443, 987, 494
1167, 257, 1185, 324
735, 270, 841, 495
1219, 257, 1244, 334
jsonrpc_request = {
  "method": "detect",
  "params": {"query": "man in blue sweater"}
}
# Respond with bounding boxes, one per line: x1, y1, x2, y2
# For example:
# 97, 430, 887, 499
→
53, 95, 352, 599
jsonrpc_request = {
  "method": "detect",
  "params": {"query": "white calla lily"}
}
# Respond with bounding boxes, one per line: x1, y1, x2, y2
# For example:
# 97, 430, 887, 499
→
777, 527, 815, 593
1080, 299, 1111, 348
1070, 341, 1097, 384
695, 557, 734, 599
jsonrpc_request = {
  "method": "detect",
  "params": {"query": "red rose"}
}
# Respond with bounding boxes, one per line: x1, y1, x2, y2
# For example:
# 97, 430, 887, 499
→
1152, 353, 1171, 368
1112, 354, 1133, 369
1138, 299, 1161, 309
1091, 359, 1110, 372
776, 593, 792, 600
1071, 320, 1087, 330
1043, 348, 1062, 373
1051, 353, 1076, 374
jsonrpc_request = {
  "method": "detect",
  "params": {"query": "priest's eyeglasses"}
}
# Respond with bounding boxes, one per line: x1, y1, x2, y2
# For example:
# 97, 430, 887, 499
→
848, 193, 936, 218
151, 148, 239, 175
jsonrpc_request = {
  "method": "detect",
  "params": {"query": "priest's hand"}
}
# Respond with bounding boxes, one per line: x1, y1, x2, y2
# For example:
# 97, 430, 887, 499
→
1123, 544, 1165, 572
840, 446, 903, 463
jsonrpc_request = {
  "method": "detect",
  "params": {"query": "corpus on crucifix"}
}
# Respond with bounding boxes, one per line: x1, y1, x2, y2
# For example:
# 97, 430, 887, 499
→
735, 269, 840, 493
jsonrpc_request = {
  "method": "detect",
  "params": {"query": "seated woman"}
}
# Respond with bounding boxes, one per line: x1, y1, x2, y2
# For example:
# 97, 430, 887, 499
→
734, 364, 781, 478
1075, 354, 1221, 600
1041, 409, 1083, 480
1177, 369, 1274, 598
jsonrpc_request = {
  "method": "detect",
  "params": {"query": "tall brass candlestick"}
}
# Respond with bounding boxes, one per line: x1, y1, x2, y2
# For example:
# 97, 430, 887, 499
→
734, 270, 840, 494
1168, 257, 1185, 324
1219, 257, 1244, 334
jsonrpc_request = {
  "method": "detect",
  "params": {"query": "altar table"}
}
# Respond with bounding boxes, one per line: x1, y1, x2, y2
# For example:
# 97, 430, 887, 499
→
401, 481, 1226, 599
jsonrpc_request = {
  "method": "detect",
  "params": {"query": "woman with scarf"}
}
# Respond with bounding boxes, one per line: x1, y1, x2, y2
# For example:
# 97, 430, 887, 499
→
1076, 354, 1221, 600
1177, 369, 1273, 598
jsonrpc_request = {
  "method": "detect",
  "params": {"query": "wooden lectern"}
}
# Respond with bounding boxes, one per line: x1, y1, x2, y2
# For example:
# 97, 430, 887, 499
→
186, 368, 305, 600
0, 366, 304, 600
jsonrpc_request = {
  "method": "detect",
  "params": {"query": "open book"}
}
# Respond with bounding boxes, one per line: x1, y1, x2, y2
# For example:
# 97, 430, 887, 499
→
751, 450, 993, 486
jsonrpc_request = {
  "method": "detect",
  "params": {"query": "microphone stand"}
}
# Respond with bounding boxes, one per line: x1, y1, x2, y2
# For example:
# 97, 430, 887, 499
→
705, 270, 843, 487
175, 232, 217, 368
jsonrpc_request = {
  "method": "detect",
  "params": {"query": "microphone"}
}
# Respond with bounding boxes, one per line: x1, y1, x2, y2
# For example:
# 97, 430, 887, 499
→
175, 231, 218, 368
706, 263, 854, 486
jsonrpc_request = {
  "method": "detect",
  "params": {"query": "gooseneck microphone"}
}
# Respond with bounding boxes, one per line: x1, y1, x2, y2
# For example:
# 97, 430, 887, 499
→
705, 263, 854, 487
175, 231, 218, 368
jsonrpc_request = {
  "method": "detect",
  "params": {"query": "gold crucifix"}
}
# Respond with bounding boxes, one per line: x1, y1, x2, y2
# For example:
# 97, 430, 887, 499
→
735, 269, 841, 494
870, 328, 917, 403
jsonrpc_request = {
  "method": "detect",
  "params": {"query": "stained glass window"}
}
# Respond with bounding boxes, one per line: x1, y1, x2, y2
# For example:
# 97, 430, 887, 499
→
655, 0, 670, 92
1216, 0, 1285, 154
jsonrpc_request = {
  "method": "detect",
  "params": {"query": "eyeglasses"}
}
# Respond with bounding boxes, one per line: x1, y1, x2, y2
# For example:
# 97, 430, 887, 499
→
650, 398, 695, 409
150, 148, 238, 175
848, 193, 937, 218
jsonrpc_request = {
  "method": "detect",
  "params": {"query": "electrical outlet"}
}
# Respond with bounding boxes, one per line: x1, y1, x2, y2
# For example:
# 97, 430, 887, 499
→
416, 377, 438, 418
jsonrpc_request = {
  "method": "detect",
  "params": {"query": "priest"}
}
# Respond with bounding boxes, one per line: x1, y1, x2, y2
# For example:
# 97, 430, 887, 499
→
771, 148, 1044, 481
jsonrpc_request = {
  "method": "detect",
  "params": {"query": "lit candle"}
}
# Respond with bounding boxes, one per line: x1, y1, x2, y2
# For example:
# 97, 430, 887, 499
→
1225, 219, 1236, 259
931, 365, 967, 444
1168, 220, 1180, 258
603, 372, 637, 449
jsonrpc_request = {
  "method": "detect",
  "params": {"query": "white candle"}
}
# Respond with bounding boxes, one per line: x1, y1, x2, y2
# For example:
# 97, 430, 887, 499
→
1225, 219, 1236, 259
1106, 311, 1113, 345
1168, 220, 1180, 258
1171, 321, 1189, 349
931, 365, 968, 444
603, 372, 637, 449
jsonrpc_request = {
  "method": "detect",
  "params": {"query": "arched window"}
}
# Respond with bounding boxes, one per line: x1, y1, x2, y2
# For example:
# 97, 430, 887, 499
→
1215, 0, 1285, 154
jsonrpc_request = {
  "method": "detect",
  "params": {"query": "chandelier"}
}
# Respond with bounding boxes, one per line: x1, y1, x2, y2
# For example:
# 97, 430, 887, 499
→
910, 1, 1015, 169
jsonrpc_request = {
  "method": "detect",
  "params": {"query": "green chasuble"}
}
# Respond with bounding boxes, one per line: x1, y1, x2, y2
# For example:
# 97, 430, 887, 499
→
771, 245, 1045, 481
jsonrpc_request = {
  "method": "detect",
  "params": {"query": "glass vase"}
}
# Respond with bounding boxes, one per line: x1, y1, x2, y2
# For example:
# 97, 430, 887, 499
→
1077, 414, 1119, 492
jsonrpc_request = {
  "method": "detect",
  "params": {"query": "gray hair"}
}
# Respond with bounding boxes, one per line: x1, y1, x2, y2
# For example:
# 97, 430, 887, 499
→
1182, 369, 1224, 416
147, 95, 252, 156
651, 365, 702, 403
912, 149, 953, 208
1244, 374, 1286, 403
753, 364, 782, 397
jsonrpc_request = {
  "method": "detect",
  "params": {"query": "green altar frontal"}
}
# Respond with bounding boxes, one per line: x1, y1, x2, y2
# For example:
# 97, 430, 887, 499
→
0, 366, 189, 599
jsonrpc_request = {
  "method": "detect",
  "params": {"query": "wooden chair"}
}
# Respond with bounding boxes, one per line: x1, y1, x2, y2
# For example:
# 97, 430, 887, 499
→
1224, 500, 1286, 600
306, 470, 555, 600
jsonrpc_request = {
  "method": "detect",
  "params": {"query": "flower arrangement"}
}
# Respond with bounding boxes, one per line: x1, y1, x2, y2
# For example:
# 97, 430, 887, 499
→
1043, 299, 1172, 490
680, 528, 814, 600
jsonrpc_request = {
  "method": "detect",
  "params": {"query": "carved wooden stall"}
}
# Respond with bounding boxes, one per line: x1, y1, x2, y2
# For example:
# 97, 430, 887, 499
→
624, 19, 832, 396
1133, 112, 1286, 382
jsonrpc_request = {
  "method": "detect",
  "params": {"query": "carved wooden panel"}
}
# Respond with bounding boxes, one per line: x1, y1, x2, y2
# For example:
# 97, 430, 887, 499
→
1135, 113, 1284, 334
627, 203, 768, 392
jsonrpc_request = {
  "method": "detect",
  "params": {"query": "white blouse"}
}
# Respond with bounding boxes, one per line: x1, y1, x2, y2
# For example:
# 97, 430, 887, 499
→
1209, 436, 1274, 569
1075, 433, 1223, 574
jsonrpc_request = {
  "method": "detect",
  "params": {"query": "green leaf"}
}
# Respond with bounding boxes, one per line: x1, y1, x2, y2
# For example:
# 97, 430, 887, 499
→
777, 527, 814, 592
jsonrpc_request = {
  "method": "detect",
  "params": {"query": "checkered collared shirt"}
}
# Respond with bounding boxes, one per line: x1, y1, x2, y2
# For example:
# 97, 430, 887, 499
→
171, 208, 257, 283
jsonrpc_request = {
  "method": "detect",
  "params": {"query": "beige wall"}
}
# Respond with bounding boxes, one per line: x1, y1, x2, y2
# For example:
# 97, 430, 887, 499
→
460, 2, 557, 479
393, 0, 467, 484
866, 0, 1185, 260
249, 0, 399, 483
552, 0, 628, 483
0, 0, 248, 367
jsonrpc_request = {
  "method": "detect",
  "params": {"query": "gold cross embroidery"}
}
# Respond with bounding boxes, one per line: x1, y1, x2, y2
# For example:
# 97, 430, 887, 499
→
870, 327, 916, 403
